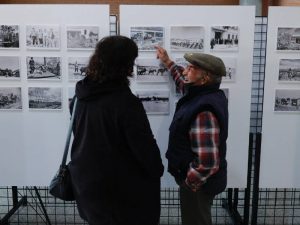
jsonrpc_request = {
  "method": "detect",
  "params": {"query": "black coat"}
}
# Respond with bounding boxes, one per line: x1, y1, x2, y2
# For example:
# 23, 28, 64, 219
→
69, 77, 164, 225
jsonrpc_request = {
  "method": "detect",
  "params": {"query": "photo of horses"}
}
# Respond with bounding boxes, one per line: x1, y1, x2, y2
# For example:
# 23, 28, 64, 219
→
0, 87, 22, 110
135, 58, 169, 83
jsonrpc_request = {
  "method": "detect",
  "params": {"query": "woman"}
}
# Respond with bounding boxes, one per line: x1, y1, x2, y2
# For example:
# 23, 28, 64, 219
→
69, 35, 164, 225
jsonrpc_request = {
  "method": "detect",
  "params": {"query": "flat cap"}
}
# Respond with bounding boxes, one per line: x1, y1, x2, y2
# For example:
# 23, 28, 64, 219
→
184, 53, 226, 77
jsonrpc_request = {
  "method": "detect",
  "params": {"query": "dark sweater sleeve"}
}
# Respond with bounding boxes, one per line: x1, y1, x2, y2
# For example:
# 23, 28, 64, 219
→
121, 97, 164, 178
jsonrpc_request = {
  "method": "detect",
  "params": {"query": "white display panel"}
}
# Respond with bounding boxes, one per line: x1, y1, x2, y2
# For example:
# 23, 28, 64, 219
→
0, 4, 110, 185
120, 5, 255, 188
260, 7, 300, 188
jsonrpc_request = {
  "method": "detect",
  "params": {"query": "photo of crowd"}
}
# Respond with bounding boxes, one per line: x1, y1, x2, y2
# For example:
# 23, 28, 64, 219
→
130, 26, 164, 51
170, 26, 204, 51
210, 26, 239, 51
0, 25, 19, 48
26, 25, 60, 49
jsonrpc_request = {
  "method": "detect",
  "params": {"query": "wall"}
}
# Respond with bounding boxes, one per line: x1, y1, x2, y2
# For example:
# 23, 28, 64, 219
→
1, 0, 239, 15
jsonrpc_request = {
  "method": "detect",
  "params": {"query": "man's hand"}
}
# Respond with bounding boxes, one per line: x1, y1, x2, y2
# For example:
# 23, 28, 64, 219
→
155, 46, 173, 68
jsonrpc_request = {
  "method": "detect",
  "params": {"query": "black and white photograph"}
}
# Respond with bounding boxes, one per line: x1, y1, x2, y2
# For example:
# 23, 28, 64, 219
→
0, 56, 20, 80
135, 58, 169, 83
210, 26, 239, 51
26, 25, 60, 49
278, 59, 300, 82
135, 90, 169, 114
0, 87, 22, 110
67, 26, 99, 50
274, 89, 300, 112
221, 57, 237, 82
68, 87, 75, 104
277, 28, 300, 51
130, 26, 164, 51
68, 57, 89, 80
170, 26, 204, 51
28, 87, 62, 110
0, 25, 19, 48
26, 57, 61, 80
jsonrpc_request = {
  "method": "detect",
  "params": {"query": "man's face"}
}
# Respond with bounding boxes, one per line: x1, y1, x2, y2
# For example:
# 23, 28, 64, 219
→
182, 64, 204, 85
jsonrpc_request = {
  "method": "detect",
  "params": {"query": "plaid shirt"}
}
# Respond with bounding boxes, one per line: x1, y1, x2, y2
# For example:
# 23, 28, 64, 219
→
168, 62, 220, 191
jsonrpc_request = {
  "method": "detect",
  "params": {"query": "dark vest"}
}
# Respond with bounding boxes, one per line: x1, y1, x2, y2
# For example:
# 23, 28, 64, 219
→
166, 84, 228, 195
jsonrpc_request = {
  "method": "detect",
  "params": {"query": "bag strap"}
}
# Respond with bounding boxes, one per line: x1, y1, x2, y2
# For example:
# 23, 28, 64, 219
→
61, 97, 78, 166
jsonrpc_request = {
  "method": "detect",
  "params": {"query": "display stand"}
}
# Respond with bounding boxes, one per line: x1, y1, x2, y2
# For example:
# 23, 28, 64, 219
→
222, 133, 254, 225
251, 133, 262, 225
0, 187, 27, 225
0, 186, 53, 225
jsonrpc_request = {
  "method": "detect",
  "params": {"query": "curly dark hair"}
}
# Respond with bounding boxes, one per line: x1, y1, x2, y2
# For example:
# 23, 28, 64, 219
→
86, 35, 138, 85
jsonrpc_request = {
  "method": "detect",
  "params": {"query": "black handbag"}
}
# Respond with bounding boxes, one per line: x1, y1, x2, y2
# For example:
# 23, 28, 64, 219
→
49, 98, 77, 201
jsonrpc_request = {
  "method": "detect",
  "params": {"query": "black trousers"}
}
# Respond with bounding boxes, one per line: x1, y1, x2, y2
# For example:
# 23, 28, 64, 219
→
180, 186, 215, 225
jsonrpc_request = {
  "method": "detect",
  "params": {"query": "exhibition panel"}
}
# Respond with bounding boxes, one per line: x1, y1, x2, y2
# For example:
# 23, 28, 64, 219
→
120, 5, 255, 188
261, 7, 300, 188
0, 4, 110, 185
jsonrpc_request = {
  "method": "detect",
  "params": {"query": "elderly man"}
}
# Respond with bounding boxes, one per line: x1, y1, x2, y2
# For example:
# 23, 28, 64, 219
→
156, 46, 228, 225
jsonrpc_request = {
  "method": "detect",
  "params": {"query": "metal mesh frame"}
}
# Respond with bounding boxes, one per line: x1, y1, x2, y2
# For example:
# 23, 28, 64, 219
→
1, 16, 300, 225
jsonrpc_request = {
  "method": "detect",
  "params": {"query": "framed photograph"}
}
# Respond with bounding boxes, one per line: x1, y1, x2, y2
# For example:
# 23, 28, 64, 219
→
0, 25, 19, 48
135, 90, 170, 115
0, 56, 20, 80
68, 57, 89, 81
28, 87, 62, 110
170, 26, 204, 51
68, 87, 75, 104
277, 27, 300, 51
274, 89, 300, 112
130, 26, 164, 51
67, 26, 99, 50
0, 87, 22, 110
26, 57, 61, 80
135, 58, 169, 83
210, 26, 239, 51
220, 57, 237, 82
26, 25, 60, 50
278, 59, 300, 82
